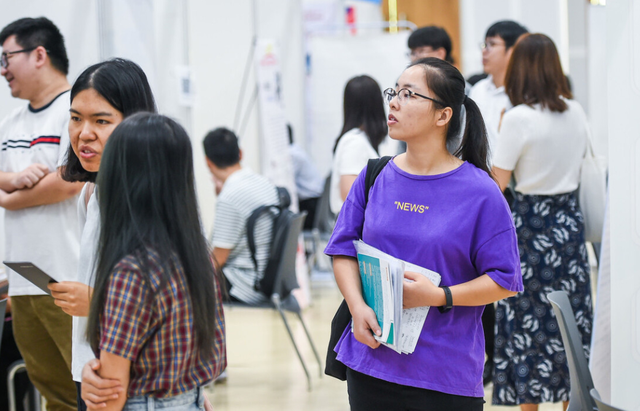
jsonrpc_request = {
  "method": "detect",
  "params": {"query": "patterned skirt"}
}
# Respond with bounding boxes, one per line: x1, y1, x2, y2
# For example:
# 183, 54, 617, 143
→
492, 191, 593, 405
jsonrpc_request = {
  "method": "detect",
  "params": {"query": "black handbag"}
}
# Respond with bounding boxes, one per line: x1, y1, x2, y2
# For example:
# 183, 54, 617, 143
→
324, 299, 351, 380
324, 156, 391, 380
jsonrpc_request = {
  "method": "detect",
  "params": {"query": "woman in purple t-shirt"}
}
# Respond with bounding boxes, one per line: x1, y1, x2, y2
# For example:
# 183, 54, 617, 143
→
325, 57, 523, 410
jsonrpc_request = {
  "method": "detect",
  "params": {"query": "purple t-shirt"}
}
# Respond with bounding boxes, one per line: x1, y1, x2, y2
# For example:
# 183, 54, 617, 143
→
324, 160, 522, 397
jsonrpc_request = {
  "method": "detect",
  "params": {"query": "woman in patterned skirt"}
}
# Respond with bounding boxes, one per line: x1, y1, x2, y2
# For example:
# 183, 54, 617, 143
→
491, 33, 594, 410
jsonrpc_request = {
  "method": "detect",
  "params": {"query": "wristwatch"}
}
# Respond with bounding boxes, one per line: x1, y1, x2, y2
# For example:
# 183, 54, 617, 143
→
438, 286, 453, 313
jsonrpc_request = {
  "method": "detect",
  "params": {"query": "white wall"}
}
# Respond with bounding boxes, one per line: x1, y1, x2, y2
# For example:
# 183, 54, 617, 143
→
607, 1, 640, 408
587, 5, 608, 159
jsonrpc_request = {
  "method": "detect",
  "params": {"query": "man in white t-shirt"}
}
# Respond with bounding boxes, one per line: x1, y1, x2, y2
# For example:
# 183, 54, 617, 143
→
203, 127, 279, 304
287, 124, 324, 229
469, 20, 528, 157
0, 18, 82, 411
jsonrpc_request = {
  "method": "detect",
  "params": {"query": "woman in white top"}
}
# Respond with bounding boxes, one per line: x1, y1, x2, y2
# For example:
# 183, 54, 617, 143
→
48, 58, 156, 411
491, 34, 593, 411
330, 75, 388, 214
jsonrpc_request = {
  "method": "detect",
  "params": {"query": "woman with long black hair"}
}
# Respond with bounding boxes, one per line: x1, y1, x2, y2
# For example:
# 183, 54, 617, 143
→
49, 58, 158, 410
83, 113, 225, 410
330, 75, 388, 215
324, 58, 522, 410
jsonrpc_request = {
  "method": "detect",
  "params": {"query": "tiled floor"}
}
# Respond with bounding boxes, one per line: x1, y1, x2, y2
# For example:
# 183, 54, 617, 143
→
208, 278, 564, 411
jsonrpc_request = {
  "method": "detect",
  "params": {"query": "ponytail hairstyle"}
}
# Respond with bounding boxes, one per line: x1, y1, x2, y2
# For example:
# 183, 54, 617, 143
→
408, 57, 492, 177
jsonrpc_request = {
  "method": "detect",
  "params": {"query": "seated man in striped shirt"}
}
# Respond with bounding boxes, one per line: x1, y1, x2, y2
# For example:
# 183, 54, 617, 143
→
203, 127, 279, 304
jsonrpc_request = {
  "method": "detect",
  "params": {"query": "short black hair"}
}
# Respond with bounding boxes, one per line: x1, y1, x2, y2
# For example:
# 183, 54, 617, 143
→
203, 127, 240, 168
0, 17, 69, 75
407, 26, 453, 64
485, 20, 529, 50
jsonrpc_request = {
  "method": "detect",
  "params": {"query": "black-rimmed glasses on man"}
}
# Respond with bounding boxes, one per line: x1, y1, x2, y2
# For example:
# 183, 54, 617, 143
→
1, 47, 38, 69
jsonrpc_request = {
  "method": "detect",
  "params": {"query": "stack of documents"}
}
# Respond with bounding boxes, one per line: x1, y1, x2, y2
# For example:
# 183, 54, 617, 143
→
354, 240, 441, 354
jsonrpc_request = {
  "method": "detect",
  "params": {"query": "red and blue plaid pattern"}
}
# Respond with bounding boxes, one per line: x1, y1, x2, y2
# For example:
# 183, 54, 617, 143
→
99, 249, 226, 398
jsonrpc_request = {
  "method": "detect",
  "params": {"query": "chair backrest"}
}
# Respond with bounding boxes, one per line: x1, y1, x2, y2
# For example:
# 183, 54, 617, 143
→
0, 298, 7, 355
312, 176, 335, 233
591, 388, 626, 411
547, 291, 597, 411
270, 212, 307, 300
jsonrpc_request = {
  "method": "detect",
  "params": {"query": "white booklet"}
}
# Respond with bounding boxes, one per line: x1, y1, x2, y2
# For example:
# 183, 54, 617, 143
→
354, 240, 441, 354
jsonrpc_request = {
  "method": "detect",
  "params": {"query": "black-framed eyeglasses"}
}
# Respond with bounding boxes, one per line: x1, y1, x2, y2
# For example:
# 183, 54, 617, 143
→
1, 47, 38, 69
383, 87, 446, 107
479, 40, 505, 51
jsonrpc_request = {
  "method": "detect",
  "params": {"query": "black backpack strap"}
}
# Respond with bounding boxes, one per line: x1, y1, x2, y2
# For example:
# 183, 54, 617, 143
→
247, 187, 290, 275
247, 205, 278, 272
364, 156, 392, 206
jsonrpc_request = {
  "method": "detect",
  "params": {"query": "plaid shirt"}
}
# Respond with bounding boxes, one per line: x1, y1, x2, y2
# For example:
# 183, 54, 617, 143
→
99, 249, 226, 398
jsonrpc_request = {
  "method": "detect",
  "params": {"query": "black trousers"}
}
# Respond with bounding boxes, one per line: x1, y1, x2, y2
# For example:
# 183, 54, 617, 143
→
298, 197, 319, 230
482, 303, 495, 364
76, 382, 87, 411
346, 368, 484, 411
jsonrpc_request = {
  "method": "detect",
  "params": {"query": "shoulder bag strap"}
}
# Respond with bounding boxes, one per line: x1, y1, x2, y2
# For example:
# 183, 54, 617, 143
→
364, 156, 392, 207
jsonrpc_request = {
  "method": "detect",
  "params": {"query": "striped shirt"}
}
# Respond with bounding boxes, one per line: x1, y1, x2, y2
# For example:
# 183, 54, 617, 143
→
0, 90, 80, 296
99, 249, 226, 398
212, 168, 279, 304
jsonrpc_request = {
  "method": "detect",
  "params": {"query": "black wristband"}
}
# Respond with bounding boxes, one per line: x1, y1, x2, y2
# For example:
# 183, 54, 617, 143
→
438, 286, 453, 313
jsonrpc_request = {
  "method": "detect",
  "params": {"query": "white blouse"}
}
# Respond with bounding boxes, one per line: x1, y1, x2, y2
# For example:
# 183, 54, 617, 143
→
330, 128, 378, 214
493, 99, 588, 195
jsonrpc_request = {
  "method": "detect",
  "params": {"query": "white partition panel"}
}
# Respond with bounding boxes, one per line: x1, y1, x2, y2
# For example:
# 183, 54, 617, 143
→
607, 1, 640, 409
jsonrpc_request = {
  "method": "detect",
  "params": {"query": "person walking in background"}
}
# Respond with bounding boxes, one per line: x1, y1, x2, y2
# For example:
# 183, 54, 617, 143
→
469, 20, 528, 154
0, 17, 83, 411
491, 33, 593, 411
325, 57, 522, 411
330, 75, 387, 215
288, 124, 324, 229
48, 58, 157, 411
82, 113, 226, 411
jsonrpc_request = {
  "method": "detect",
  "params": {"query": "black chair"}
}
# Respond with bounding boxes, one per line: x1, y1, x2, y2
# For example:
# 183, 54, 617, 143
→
0, 299, 6, 355
547, 291, 597, 411
591, 388, 626, 411
228, 212, 322, 390
303, 176, 335, 272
